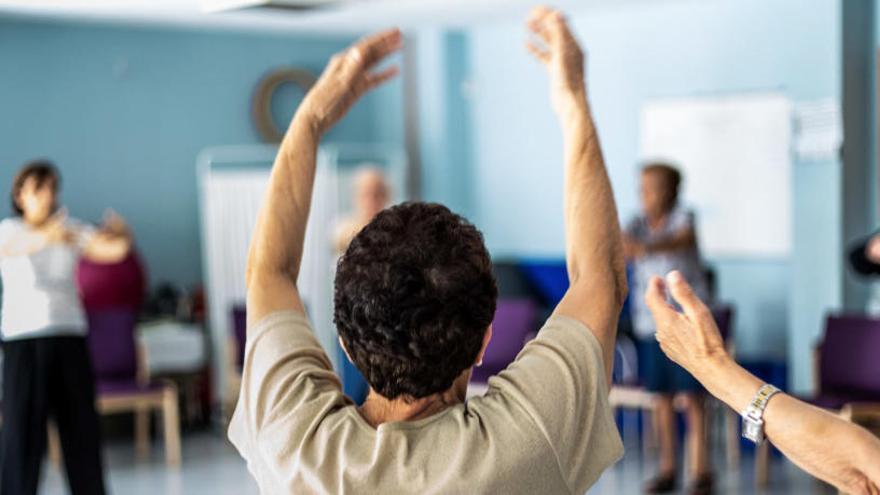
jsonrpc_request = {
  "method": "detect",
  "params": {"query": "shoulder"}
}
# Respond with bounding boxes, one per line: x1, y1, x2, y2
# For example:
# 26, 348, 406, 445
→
0, 217, 23, 238
0, 217, 23, 229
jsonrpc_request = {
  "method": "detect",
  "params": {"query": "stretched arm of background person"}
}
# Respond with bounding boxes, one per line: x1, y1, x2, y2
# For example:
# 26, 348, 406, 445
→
645, 226, 696, 254
0, 209, 70, 258
646, 271, 880, 495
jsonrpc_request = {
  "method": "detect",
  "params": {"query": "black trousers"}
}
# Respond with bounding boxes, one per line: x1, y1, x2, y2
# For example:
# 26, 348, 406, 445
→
1, 336, 106, 495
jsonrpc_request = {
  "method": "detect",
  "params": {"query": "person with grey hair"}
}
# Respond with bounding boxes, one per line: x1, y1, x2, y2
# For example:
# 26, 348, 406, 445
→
333, 166, 390, 255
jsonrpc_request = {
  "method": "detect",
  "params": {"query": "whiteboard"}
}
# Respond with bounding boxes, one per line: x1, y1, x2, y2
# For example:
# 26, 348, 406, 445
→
640, 92, 792, 258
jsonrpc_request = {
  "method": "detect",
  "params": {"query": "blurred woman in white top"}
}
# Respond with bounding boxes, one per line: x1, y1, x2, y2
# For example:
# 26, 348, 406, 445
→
0, 160, 132, 495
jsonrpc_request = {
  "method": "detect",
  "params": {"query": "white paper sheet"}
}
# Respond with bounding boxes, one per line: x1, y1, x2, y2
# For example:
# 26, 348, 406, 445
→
641, 92, 792, 258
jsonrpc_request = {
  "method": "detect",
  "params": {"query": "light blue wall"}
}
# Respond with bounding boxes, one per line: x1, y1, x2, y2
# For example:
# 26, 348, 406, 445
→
0, 1, 864, 394
445, 0, 843, 385
414, 29, 476, 219
0, 19, 403, 289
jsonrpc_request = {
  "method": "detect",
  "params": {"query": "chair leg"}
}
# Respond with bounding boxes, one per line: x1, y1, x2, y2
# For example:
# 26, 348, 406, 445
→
726, 408, 740, 469
135, 404, 151, 460
755, 441, 770, 488
47, 421, 62, 465
162, 387, 182, 467
642, 408, 652, 459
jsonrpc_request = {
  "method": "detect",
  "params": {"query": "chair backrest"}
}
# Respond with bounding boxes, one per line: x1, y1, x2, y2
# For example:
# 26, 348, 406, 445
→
78, 252, 146, 382
77, 251, 147, 311
517, 260, 569, 307
820, 314, 880, 397
472, 299, 537, 382
232, 304, 247, 368
86, 308, 139, 381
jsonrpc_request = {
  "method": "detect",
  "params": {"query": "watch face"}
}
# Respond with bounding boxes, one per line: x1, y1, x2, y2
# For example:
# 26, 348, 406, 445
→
743, 419, 764, 443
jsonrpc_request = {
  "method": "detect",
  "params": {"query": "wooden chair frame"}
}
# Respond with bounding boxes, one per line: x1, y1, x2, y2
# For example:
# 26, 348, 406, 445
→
48, 340, 182, 467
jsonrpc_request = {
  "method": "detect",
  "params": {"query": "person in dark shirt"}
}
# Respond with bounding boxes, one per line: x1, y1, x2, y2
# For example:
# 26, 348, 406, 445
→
850, 232, 880, 276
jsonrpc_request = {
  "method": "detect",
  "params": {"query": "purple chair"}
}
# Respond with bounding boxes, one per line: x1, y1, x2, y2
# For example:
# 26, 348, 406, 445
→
88, 309, 140, 385
757, 314, 880, 486
809, 314, 880, 410
77, 252, 146, 311
225, 305, 248, 415
78, 256, 181, 466
232, 305, 247, 369
471, 299, 538, 383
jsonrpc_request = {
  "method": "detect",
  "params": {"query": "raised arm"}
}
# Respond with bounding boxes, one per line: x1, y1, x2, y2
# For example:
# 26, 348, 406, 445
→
647, 271, 880, 495
527, 7, 626, 383
245, 30, 401, 326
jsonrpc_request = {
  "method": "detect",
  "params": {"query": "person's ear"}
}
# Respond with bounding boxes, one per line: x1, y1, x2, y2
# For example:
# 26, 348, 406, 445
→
338, 337, 354, 364
475, 325, 493, 367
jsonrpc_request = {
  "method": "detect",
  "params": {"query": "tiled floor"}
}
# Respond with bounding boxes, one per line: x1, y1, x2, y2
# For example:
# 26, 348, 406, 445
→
40, 431, 260, 495
37, 429, 832, 495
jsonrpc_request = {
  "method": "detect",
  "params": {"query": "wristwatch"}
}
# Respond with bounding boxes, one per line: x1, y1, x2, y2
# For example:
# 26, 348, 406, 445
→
741, 383, 781, 444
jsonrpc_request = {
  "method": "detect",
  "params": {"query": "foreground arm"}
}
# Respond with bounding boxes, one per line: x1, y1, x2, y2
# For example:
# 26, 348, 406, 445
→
647, 271, 880, 495
245, 31, 401, 326
526, 7, 626, 383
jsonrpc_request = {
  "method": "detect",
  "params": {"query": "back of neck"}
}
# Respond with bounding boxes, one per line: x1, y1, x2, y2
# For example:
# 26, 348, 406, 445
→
357, 372, 470, 427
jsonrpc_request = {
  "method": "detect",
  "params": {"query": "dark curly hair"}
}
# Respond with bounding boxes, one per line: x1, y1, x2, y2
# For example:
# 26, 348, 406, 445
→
334, 202, 498, 400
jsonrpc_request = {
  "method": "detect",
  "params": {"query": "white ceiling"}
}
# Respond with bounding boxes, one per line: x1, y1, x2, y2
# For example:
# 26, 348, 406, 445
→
0, 0, 664, 35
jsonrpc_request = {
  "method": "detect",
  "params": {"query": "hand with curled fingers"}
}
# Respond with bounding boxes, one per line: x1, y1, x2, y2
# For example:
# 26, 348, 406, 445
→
299, 29, 402, 135
525, 6, 587, 120
644, 270, 729, 379
41, 208, 75, 246
100, 209, 129, 237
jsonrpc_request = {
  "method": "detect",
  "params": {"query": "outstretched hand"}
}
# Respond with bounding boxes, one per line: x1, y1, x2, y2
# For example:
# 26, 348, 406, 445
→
644, 271, 728, 378
525, 6, 587, 120
300, 29, 402, 135
100, 208, 129, 237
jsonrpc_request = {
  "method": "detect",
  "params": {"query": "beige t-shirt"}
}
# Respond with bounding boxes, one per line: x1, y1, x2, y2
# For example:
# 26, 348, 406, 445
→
228, 311, 623, 495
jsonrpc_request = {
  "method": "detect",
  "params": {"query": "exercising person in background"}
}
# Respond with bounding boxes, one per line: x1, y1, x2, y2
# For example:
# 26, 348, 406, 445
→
647, 271, 880, 495
623, 162, 713, 494
333, 166, 390, 255
229, 8, 628, 493
0, 161, 132, 495
850, 230, 880, 276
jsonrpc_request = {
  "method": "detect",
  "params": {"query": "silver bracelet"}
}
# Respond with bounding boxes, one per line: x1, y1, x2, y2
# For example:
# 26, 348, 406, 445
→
741, 383, 781, 445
